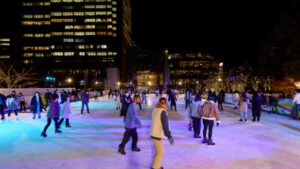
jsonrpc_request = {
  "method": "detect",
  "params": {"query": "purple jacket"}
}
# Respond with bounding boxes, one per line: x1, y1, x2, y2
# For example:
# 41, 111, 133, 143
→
47, 100, 60, 119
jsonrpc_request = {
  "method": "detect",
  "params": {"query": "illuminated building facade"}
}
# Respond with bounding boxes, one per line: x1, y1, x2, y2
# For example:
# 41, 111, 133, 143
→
21, 0, 132, 87
0, 37, 11, 61
168, 50, 219, 88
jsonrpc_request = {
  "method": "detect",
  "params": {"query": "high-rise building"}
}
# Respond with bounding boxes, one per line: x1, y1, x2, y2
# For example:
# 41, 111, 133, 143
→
0, 37, 11, 62
21, 0, 132, 87
168, 49, 219, 88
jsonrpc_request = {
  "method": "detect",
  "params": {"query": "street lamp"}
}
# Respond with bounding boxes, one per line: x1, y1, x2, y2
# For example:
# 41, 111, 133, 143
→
66, 78, 72, 83
148, 81, 152, 85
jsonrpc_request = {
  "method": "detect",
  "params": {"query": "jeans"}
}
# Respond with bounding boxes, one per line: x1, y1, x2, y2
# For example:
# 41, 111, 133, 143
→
240, 111, 247, 120
141, 97, 147, 104
8, 110, 18, 117
295, 104, 300, 120
203, 119, 214, 139
81, 102, 90, 113
33, 104, 41, 118
192, 116, 201, 135
42, 118, 59, 134
185, 100, 190, 109
119, 128, 138, 149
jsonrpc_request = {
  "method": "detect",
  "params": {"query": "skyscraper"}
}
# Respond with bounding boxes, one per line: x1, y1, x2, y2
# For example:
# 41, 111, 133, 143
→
21, 0, 132, 87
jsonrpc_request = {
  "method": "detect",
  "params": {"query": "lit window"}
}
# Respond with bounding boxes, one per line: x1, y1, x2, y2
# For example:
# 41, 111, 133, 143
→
63, 38, 74, 43
101, 45, 107, 49
87, 52, 96, 56
64, 52, 74, 56
79, 52, 85, 56
75, 38, 85, 42
75, 32, 84, 36
23, 53, 34, 57
97, 52, 107, 56
85, 32, 95, 36
85, 12, 95, 16
0, 56, 10, 59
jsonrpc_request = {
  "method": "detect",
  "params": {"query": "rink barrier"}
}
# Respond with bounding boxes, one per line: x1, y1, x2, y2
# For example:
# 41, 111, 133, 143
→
224, 93, 299, 118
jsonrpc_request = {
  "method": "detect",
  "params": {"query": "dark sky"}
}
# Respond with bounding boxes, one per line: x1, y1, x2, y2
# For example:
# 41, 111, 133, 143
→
131, 0, 292, 67
0, 0, 292, 68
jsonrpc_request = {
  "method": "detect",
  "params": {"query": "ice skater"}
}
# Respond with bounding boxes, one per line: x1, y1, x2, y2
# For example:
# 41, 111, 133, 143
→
115, 92, 121, 110
118, 95, 142, 155
6, 95, 19, 120
201, 97, 221, 145
150, 97, 174, 169
41, 94, 62, 137
252, 91, 263, 122
168, 89, 177, 111
190, 95, 202, 138
30, 92, 43, 119
58, 96, 72, 128
81, 90, 90, 114
238, 92, 249, 122
120, 92, 132, 117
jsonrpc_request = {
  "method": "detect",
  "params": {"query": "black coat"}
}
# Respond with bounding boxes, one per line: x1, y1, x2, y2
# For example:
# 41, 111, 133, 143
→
120, 96, 132, 116
30, 95, 43, 112
252, 96, 263, 114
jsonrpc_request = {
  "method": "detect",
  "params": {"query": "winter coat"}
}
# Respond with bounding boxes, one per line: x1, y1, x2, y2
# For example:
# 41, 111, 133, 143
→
30, 95, 43, 112
252, 96, 263, 114
6, 98, 19, 110
168, 92, 177, 104
190, 100, 202, 118
81, 93, 89, 103
217, 93, 223, 103
184, 92, 192, 101
124, 104, 141, 129
150, 108, 172, 139
18, 96, 25, 102
61, 101, 71, 118
120, 96, 132, 116
238, 98, 249, 112
0, 94, 6, 106
47, 100, 60, 119
201, 100, 221, 122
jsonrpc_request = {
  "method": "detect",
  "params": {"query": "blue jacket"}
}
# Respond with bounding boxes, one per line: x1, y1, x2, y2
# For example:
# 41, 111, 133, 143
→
82, 93, 89, 103
30, 95, 43, 112
124, 104, 141, 129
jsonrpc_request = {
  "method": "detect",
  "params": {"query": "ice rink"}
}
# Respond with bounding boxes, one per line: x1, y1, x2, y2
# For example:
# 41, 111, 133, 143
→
1, 95, 300, 169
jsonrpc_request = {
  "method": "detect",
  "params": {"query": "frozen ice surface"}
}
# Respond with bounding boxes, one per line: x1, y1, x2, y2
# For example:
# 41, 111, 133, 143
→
1, 95, 300, 169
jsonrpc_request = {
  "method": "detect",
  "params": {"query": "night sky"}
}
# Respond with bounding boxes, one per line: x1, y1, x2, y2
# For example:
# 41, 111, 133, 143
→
0, 0, 292, 68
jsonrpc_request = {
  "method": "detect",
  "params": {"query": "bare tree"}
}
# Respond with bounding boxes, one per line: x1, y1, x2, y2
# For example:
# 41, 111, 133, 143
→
0, 66, 38, 88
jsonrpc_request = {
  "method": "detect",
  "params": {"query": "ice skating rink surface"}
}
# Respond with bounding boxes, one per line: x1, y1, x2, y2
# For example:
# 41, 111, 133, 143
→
1, 95, 300, 169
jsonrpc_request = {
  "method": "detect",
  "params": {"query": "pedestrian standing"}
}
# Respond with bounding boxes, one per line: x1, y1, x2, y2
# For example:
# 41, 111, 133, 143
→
190, 95, 202, 138
18, 92, 26, 112
81, 91, 90, 114
150, 98, 174, 169
6, 95, 19, 120
58, 96, 72, 128
238, 92, 249, 122
201, 97, 221, 145
30, 92, 43, 119
41, 94, 62, 137
118, 95, 142, 155
293, 89, 300, 120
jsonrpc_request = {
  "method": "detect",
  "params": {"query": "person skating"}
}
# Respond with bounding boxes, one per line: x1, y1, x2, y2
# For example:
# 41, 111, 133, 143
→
81, 91, 90, 114
41, 94, 62, 137
292, 89, 300, 120
6, 95, 19, 120
0, 93, 6, 120
251, 91, 263, 122
30, 92, 43, 119
150, 98, 174, 169
141, 91, 147, 105
118, 95, 142, 155
233, 91, 240, 109
184, 89, 192, 109
201, 97, 221, 145
58, 96, 72, 128
18, 92, 26, 112
217, 91, 224, 111
120, 92, 132, 117
190, 95, 202, 138
238, 92, 249, 122
94, 90, 98, 102
134, 91, 142, 111
168, 89, 177, 111
115, 92, 121, 110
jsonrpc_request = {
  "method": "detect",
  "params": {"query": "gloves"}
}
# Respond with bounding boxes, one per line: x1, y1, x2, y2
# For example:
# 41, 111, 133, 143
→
168, 137, 174, 145
217, 122, 220, 127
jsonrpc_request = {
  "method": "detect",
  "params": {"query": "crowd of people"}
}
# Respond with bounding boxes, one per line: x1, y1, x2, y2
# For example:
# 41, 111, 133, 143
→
0, 87, 300, 169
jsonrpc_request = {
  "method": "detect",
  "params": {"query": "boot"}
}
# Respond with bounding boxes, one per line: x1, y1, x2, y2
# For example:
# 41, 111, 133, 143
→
118, 147, 126, 155
239, 119, 243, 122
202, 137, 208, 144
41, 132, 47, 137
194, 134, 201, 139
132, 147, 141, 152
188, 123, 192, 131
244, 119, 247, 122
208, 139, 215, 145
55, 130, 62, 133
